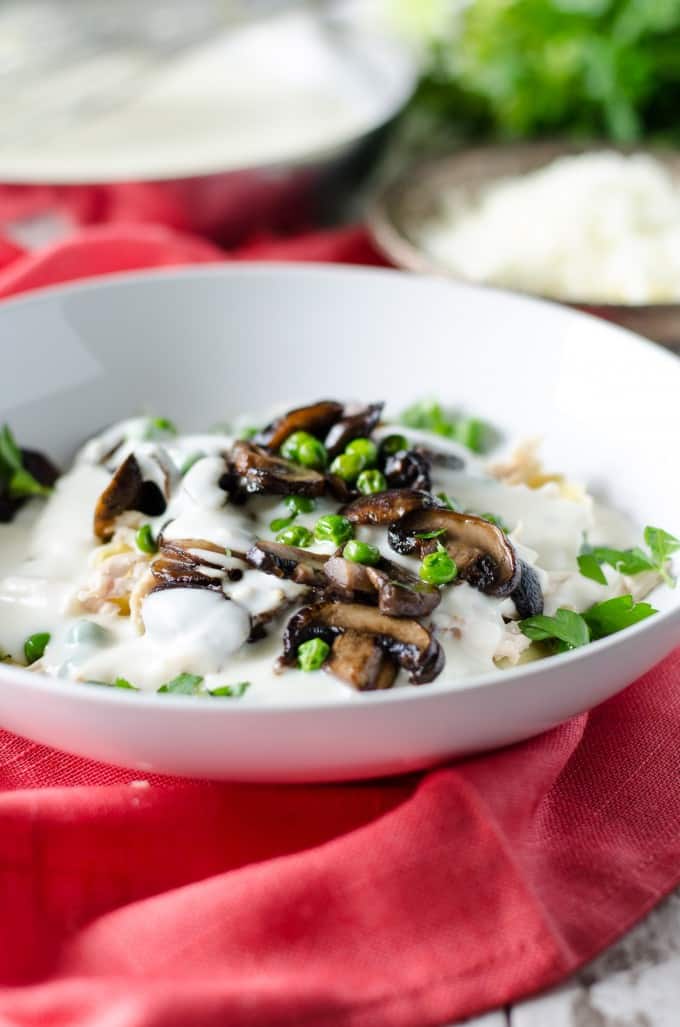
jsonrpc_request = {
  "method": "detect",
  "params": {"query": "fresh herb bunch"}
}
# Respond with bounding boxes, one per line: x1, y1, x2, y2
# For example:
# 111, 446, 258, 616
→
520, 594, 657, 652
392, 0, 680, 144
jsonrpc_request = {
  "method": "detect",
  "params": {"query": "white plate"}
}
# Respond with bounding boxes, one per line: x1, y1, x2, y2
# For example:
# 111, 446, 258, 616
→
1, 265, 679, 781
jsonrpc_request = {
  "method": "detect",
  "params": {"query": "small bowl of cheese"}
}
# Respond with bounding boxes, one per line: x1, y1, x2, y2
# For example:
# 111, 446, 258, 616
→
369, 142, 680, 347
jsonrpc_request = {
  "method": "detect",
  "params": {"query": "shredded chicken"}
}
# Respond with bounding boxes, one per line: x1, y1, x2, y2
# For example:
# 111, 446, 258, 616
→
75, 522, 152, 618
493, 621, 532, 666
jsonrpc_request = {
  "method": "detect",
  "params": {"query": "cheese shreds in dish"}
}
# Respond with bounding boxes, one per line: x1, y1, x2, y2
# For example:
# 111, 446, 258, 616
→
0, 400, 673, 701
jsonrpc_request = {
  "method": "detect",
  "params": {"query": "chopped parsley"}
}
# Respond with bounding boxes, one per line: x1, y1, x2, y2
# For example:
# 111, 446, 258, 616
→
578, 526, 680, 587
0, 425, 53, 500
157, 673, 204, 695
520, 595, 658, 652
209, 682, 250, 698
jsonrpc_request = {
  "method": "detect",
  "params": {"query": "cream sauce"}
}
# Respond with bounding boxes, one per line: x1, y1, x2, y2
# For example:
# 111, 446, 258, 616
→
0, 416, 655, 699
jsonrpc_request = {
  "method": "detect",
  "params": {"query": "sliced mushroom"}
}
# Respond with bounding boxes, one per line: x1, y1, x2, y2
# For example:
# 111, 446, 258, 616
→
230, 441, 325, 497
246, 540, 329, 588
324, 403, 384, 459
383, 450, 431, 491
151, 537, 240, 594
414, 446, 465, 472
342, 488, 437, 525
0, 448, 59, 523
280, 602, 444, 685
254, 400, 344, 451
325, 630, 398, 691
94, 453, 169, 541
324, 556, 441, 617
511, 561, 544, 619
388, 508, 521, 598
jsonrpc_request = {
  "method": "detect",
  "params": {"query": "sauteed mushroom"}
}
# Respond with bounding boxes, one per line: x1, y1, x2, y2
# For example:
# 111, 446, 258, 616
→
383, 449, 431, 491
324, 556, 441, 617
325, 630, 398, 691
246, 540, 329, 588
511, 561, 544, 619
324, 402, 383, 459
231, 441, 325, 497
254, 400, 343, 451
151, 537, 242, 593
388, 508, 520, 598
94, 453, 169, 541
281, 602, 444, 685
342, 488, 437, 525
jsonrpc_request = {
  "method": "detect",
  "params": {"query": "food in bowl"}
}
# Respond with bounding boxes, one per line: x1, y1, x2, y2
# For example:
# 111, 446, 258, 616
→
418, 151, 680, 305
0, 399, 676, 699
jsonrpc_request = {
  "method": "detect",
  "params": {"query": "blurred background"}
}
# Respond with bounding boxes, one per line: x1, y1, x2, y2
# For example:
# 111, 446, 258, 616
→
2, 0, 680, 342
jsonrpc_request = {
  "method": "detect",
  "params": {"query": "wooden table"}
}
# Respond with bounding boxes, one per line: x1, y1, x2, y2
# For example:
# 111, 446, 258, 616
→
444, 889, 680, 1026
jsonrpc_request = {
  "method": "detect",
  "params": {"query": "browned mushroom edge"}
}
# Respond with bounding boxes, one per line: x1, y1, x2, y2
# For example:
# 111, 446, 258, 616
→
280, 602, 444, 687
0, 449, 59, 524
511, 561, 544, 618
230, 441, 326, 497
246, 540, 329, 588
323, 555, 441, 618
383, 449, 431, 491
388, 508, 521, 598
254, 400, 344, 451
341, 488, 439, 525
151, 537, 246, 594
93, 454, 168, 541
324, 403, 384, 459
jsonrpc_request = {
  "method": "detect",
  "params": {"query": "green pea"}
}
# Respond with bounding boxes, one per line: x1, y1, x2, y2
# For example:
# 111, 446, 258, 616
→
144, 416, 177, 440
454, 417, 488, 454
24, 632, 50, 665
285, 495, 316, 515
380, 433, 408, 457
280, 431, 327, 469
329, 452, 364, 483
419, 545, 458, 585
345, 437, 378, 468
343, 540, 381, 566
298, 637, 330, 672
66, 620, 112, 647
276, 525, 313, 547
135, 524, 157, 554
356, 469, 387, 495
314, 514, 354, 546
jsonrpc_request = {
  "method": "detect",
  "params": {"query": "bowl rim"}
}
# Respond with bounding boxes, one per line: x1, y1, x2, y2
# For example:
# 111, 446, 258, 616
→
1, 260, 679, 711
368, 140, 680, 313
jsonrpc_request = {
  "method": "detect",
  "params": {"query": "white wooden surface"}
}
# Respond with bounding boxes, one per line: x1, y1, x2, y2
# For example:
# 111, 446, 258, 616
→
447, 890, 680, 1026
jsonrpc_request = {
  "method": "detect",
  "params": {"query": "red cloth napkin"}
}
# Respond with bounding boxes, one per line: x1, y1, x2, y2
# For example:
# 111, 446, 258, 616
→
0, 214, 679, 1027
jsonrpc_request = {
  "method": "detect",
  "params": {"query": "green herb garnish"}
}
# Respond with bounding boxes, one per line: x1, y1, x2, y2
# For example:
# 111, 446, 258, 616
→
209, 681, 250, 698
157, 673, 204, 695
479, 512, 509, 533
577, 553, 608, 585
398, 401, 493, 453
0, 425, 53, 500
143, 417, 177, 440
578, 525, 680, 587
414, 528, 446, 540
583, 595, 657, 640
519, 608, 590, 652
520, 595, 658, 652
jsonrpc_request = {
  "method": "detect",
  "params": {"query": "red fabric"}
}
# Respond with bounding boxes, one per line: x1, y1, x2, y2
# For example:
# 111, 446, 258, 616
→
0, 208, 679, 1027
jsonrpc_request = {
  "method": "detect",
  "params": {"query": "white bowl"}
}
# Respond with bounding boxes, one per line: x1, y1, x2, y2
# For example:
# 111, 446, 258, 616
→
1, 265, 679, 781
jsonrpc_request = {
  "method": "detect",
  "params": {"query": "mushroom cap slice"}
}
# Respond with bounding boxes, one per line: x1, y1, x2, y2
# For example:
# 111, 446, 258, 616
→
342, 488, 438, 525
281, 602, 444, 685
93, 454, 168, 541
324, 402, 384, 459
324, 556, 441, 618
388, 508, 521, 598
246, 540, 329, 588
383, 450, 431, 491
151, 537, 236, 594
511, 561, 544, 619
231, 441, 326, 497
326, 630, 398, 691
254, 400, 344, 451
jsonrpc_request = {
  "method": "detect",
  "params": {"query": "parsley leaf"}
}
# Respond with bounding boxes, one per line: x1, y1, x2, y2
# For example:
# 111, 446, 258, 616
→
88, 677, 139, 690
157, 673, 204, 695
209, 681, 251, 698
0, 424, 53, 500
520, 608, 590, 651
436, 492, 461, 511
577, 553, 608, 585
414, 528, 446, 540
644, 526, 680, 587
479, 512, 509, 533
583, 595, 657, 640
